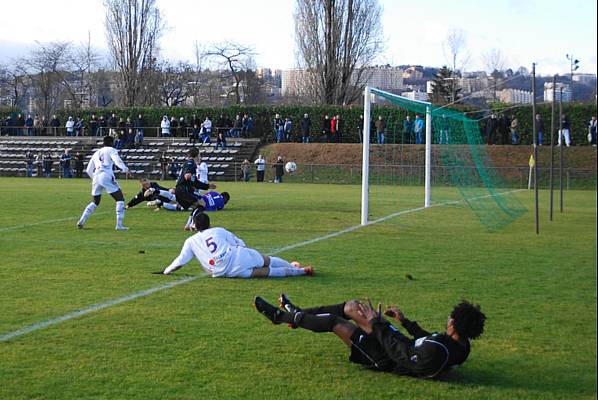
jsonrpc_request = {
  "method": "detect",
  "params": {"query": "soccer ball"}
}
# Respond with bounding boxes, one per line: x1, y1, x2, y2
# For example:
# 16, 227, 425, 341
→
285, 161, 297, 173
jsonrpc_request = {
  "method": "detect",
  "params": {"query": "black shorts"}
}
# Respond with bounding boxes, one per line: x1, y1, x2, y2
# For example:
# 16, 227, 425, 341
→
349, 328, 394, 372
175, 185, 199, 210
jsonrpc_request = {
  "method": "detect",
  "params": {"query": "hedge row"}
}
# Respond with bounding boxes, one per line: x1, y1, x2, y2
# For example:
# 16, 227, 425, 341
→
26, 103, 598, 145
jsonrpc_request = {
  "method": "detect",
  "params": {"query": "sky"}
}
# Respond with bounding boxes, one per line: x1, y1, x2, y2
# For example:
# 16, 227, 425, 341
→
0, 0, 596, 76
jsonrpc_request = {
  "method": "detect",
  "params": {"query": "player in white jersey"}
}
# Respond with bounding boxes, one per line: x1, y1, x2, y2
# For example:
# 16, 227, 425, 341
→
196, 157, 209, 184
77, 135, 131, 230
154, 212, 314, 278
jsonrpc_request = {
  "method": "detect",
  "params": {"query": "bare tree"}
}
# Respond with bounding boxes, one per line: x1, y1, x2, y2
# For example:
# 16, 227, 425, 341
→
482, 48, 506, 102
444, 29, 470, 103
204, 42, 257, 104
155, 61, 194, 107
104, 0, 164, 106
73, 33, 102, 107
0, 64, 27, 109
294, 0, 383, 105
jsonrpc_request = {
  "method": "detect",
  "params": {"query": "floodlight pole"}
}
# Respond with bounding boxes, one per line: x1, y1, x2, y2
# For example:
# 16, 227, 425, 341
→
559, 88, 564, 213
531, 63, 539, 234
425, 105, 432, 208
361, 86, 371, 225
549, 75, 556, 221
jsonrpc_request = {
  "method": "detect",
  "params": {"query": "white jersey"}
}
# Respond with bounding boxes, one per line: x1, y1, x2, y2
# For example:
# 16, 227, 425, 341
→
86, 146, 129, 178
254, 158, 265, 171
165, 227, 265, 278
196, 162, 209, 184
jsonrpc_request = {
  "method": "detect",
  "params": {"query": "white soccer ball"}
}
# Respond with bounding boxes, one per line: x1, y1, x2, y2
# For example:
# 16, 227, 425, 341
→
285, 161, 297, 173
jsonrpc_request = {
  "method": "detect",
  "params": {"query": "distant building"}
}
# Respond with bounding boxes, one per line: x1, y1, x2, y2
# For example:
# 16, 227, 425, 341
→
281, 69, 312, 97
400, 91, 429, 102
543, 82, 572, 102
572, 73, 596, 84
497, 89, 532, 104
402, 66, 424, 80
460, 71, 490, 94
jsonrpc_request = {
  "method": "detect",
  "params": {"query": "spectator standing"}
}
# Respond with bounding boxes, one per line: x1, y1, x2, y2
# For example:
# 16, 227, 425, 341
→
534, 114, 544, 145
179, 116, 188, 138
216, 114, 227, 137
558, 114, 571, 147
35, 152, 44, 177
241, 158, 251, 182
98, 115, 107, 136
190, 123, 200, 145
284, 117, 293, 142
201, 116, 212, 143
246, 114, 254, 136
50, 115, 60, 136
254, 154, 266, 182
358, 114, 364, 143
330, 115, 337, 143
499, 114, 510, 145
60, 149, 73, 178
160, 115, 171, 137
24, 114, 34, 136
75, 117, 84, 136
89, 114, 99, 136
241, 113, 250, 137
170, 116, 179, 137
40, 115, 48, 135
322, 114, 331, 142
272, 155, 285, 183
588, 116, 597, 146
33, 114, 41, 136
75, 152, 85, 178
65, 117, 75, 137
300, 113, 311, 143
16, 114, 25, 136
231, 114, 242, 138
413, 114, 424, 144
485, 114, 498, 145
274, 114, 284, 143
43, 153, 53, 177
402, 115, 413, 144
334, 115, 342, 143
439, 114, 450, 144
25, 150, 34, 177
510, 118, 519, 145
124, 117, 135, 146
159, 152, 169, 180
375, 115, 386, 144
108, 113, 118, 136
135, 113, 145, 145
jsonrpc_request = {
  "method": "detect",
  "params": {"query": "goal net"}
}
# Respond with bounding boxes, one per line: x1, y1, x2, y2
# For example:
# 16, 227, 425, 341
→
361, 87, 526, 230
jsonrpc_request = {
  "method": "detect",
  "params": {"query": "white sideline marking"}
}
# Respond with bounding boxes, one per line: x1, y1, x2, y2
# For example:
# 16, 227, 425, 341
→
0, 189, 524, 342
0, 211, 111, 232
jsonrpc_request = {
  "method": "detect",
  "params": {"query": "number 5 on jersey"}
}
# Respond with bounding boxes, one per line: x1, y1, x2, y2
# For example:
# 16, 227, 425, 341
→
205, 237, 218, 253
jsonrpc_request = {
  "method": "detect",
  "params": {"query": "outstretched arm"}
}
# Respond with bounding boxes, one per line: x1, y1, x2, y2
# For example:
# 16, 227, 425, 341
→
385, 306, 430, 339
160, 239, 194, 275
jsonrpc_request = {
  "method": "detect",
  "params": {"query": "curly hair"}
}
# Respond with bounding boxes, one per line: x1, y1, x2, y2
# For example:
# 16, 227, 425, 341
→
450, 301, 486, 340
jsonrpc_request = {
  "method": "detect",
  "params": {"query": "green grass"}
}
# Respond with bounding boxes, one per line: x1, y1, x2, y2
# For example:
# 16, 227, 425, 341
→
0, 177, 596, 400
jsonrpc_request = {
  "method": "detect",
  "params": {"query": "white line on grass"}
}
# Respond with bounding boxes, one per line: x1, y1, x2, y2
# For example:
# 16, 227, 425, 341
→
0, 212, 111, 232
0, 189, 524, 342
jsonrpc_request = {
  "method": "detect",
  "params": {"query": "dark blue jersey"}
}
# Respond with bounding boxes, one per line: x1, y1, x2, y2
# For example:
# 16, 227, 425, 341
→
201, 191, 225, 211
177, 159, 197, 185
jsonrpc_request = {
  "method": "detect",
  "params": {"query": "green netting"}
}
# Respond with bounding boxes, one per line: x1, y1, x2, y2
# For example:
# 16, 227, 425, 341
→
369, 88, 526, 230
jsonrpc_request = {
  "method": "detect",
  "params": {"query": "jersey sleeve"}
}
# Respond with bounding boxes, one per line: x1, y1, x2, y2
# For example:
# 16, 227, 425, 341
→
164, 238, 195, 274
110, 150, 129, 173
85, 156, 95, 178
402, 319, 431, 339
127, 189, 146, 208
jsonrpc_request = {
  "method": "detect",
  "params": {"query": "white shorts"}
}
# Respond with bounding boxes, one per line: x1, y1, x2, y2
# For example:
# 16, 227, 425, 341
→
91, 171, 121, 196
223, 248, 265, 278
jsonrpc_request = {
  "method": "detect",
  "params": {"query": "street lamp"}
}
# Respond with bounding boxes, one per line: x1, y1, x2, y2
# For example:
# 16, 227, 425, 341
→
566, 54, 580, 101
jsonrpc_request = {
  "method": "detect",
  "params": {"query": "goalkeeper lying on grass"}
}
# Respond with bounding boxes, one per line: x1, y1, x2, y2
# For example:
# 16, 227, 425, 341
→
255, 295, 485, 378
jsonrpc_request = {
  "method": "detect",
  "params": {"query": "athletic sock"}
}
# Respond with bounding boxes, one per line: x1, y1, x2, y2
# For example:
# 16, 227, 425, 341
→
267, 267, 306, 277
302, 303, 347, 319
158, 190, 176, 201
185, 215, 194, 229
115, 201, 125, 227
292, 312, 339, 332
78, 202, 97, 226
269, 256, 295, 269
162, 203, 178, 211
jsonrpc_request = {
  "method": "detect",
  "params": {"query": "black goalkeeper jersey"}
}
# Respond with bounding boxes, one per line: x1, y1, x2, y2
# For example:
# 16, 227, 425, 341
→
127, 182, 170, 208
369, 318, 470, 378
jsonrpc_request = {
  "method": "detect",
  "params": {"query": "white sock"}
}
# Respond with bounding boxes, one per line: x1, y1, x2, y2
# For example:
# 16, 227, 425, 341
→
162, 203, 179, 211
268, 267, 306, 277
78, 202, 97, 226
115, 201, 125, 227
158, 190, 176, 201
185, 215, 194, 228
269, 256, 295, 269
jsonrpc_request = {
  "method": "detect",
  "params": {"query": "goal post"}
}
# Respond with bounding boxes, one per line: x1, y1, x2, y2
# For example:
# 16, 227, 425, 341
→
361, 87, 433, 225
359, 86, 526, 230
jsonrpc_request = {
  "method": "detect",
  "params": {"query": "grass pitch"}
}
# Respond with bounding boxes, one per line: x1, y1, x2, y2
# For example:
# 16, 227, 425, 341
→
0, 177, 596, 399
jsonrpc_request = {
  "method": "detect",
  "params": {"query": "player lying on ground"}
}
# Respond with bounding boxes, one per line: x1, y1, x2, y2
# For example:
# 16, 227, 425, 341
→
149, 190, 230, 214
77, 135, 131, 230
254, 294, 485, 378
126, 177, 176, 209
153, 212, 314, 278
175, 147, 217, 229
